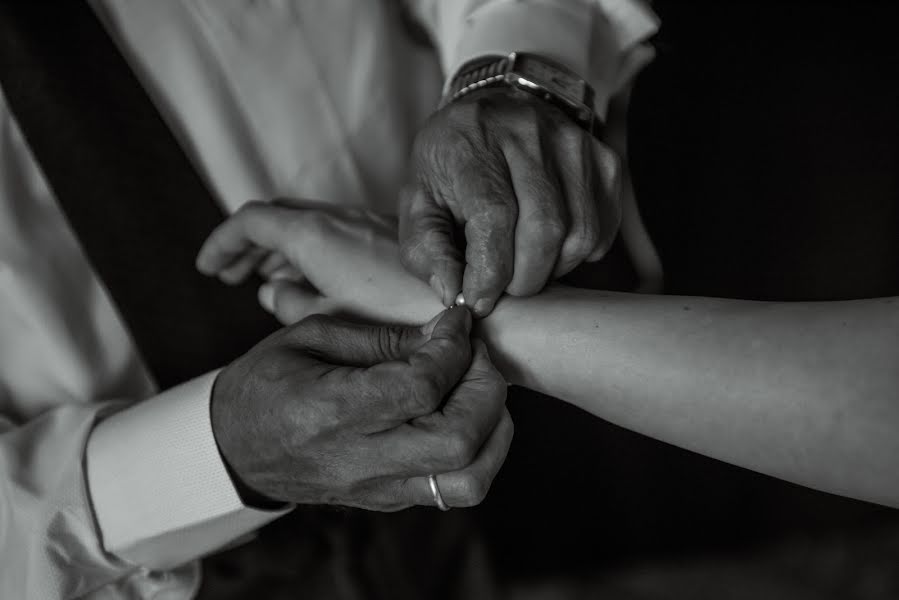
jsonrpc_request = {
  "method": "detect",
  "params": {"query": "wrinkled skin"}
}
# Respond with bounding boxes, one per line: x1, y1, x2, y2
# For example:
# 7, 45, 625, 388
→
209, 306, 512, 511
400, 87, 622, 316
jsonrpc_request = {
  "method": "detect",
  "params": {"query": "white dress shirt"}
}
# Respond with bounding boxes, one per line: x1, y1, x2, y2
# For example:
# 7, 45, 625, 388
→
0, 1, 658, 598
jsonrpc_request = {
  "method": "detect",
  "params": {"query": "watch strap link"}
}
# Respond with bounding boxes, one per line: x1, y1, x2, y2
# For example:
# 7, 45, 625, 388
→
440, 54, 512, 108
441, 52, 602, 137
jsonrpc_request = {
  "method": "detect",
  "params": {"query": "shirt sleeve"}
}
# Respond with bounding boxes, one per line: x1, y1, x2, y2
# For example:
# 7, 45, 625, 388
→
0, 373, 289, 600
403, 0, 660, 120
0, 400, 120, 599
86, 371, 291, 570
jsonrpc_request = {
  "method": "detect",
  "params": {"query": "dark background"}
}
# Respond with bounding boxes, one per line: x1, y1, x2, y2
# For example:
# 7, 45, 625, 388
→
479, 0, 899, 585
193, 2, 899, 597
10, 1, 897, 597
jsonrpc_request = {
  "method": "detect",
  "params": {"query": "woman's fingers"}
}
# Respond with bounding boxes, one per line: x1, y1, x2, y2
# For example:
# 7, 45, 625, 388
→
216, 246, 270, 285
257, 251, 306, 284
196, 201, 309, 276
256, 251, 288, 279
259, 280, 337, 325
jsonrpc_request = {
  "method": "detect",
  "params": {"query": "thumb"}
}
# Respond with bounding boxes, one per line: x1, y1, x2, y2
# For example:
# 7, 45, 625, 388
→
398, 185, 463, 307
284, 304, 471, 368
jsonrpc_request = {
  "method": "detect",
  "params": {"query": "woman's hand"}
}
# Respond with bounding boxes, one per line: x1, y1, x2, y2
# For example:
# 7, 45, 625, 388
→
196, 200, 445, 325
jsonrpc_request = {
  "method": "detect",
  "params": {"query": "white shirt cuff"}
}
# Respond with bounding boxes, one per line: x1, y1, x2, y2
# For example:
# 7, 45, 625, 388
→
442, 0, 660, 120
86, 371, 291, 570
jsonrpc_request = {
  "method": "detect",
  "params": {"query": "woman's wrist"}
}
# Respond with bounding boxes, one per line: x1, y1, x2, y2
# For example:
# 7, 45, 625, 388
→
472, 287, 570, 388
474, 284, 625, 390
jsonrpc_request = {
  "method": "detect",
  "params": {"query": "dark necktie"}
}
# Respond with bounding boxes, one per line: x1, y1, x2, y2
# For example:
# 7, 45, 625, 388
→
0, 3, 279, 389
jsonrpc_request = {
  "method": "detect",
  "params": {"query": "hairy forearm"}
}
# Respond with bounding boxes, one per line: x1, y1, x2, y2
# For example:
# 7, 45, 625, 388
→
477, 287, 899, 507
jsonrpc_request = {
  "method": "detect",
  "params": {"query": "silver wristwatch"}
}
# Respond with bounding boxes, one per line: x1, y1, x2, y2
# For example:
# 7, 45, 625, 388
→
441, 52, 600, 136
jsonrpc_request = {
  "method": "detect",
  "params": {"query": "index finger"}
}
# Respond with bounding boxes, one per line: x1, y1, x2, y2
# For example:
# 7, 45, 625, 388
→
456, 165, 518, 317
195, 202, 308, 277
398, 185, 464, 307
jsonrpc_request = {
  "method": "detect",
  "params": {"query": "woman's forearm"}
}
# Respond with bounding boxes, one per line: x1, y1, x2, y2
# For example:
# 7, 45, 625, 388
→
202, 203, 899, 507
478, 287, 899, 507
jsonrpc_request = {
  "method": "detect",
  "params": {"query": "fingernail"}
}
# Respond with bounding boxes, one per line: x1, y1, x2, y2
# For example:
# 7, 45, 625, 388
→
440, 303, 471, 332
473, 298, 492, 316
429, 274, 447, 305
421, 311, 442, 337
460, 306, 472, 331
258, 284, 275, 313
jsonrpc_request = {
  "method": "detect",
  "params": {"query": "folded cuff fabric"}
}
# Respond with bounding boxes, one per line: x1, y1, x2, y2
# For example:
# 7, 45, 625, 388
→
86, 371, 290, 571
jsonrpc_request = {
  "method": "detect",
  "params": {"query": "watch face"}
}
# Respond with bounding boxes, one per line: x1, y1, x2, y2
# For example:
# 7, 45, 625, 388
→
513, 54, 587, 102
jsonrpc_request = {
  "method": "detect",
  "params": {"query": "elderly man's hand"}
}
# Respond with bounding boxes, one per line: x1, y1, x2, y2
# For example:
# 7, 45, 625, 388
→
400, 87, 622, 316
211, 307, 512, 511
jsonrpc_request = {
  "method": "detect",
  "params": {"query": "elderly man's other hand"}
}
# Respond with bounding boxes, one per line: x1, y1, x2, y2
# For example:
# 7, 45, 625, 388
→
211, 307, 512, 511
399, 87, 621, 317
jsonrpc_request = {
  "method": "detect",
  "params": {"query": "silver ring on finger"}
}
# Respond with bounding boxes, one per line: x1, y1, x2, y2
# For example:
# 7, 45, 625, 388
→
427, 474, 450, 511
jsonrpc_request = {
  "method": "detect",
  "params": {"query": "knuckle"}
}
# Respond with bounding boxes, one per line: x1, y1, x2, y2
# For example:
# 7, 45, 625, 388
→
504, 413, 515, 438
594, 141, 621, 178
473, 200, 517, 231
292, 397, 343, 442
442, 428, 479, 471
544, 218, 568, 249
526, 213, 566, 253
577, 224, 602, 255
455, 473, 489, 507
566, 218, 601, 259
